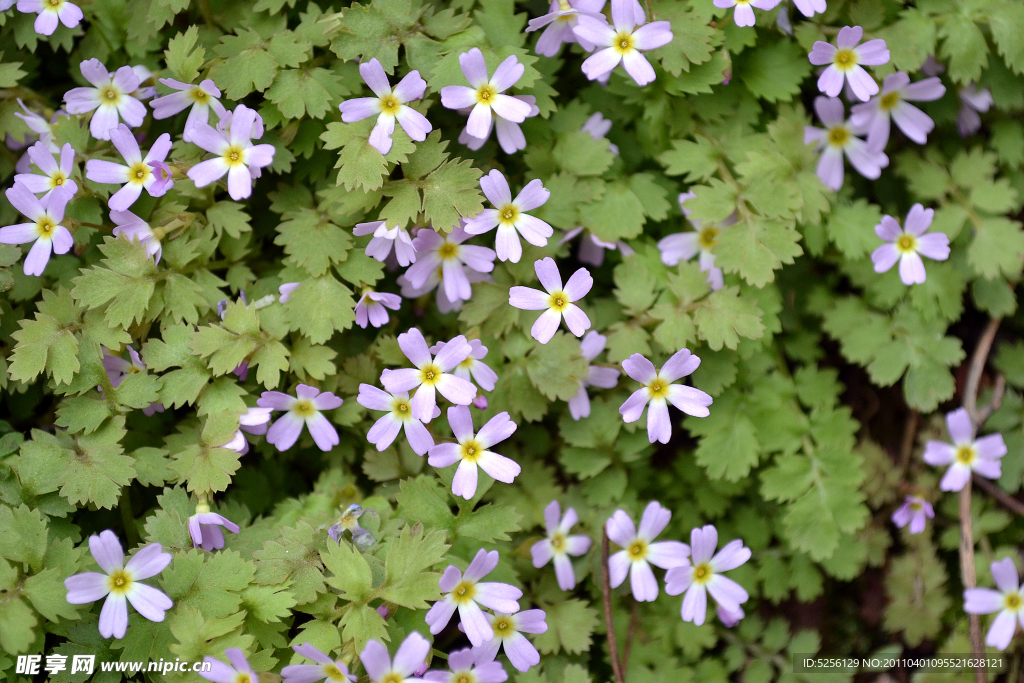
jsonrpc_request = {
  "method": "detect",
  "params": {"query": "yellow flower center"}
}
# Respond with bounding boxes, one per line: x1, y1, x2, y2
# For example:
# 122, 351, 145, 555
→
107, 569, 133, 595
698, 226, 719, 250
833, 48, 857, 70
550, 532, 566, 553
381, 675, 402, 683
476, 84, 497, 105
191, 88, 209, 103
129, 161, 150, 183
895, 234, 917, 254
955, 444, 976, 465
499, 204, 519, 225
461, 438, 484, 462
438, 242, 458, 260
627, 539, 647, 561
492, 615, 515, 637
646, 379, 668, 400
1006, 593, 1023, 611
827, 126, 849, 147
47, 0, 62, 7
235, 674, 251, 683
548, 291, 568, 311
36, 217, 56, 238
392, 398, 411, 417
909, 501, 923, 511
51, 172, 66, 188
879, 91, 900, 110
379, 95, 401, 114
692, 562, 713, 585
454, 674, 473, 683
452, 580, 476, 604
324, 664, 347, 681
292, 400, 316, 418
223, 145, 245, 166
102, 87, 121, 104
614, 31, 634, 54
420, 363, 442, 385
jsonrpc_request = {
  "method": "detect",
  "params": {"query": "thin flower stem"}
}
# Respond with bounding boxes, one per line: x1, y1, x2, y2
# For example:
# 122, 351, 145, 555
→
897, 409, 919, 476
622, 597, 640, 671
964, 317, 1001, 424
601, 527, 625, 683
972, 475, 1024, 517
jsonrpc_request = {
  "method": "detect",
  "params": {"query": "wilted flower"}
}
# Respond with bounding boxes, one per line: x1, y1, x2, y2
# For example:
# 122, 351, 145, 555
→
63, 60, 146, 140
200, 650, 257, 683
360, 633, 430, 683
665, 525, 751, 626
892, 495, 934, 534
464, 170, 553, 263
283, 644, 356, 683
64, 531, 173, 639
354, 220, 417, 266
531, 500, 592, 589
425, 548, 523, 646
85, 124, 173, 210
470, 612, 547, 673
965, 558, 1024, 650
526, 0, 606, 57
15, 141, 77, 200
572, 0, 673, 86
431, 339, 499, 393
923, 407, 1006, 491
804, 96, 888, 191
958, 84, 993, 137
188, 501, 240, 551
620, 349, 712, 444
328, 504, 375, 550
568, 331, 620, 420
356, 290, 402, 329
340, 58, 431, 155
151, 79, 227, 142
808, 26, 889, 101
187, 104, 275, 201
257, 385, 343, 452
0, 182, 72, 276
871, 203, 949, 285
405, 226, 496, 304
440, 49, 532, 142
850, 72, 945, 149
380, 328, 477, 422
428, 405, 520, 499
357, 384, 435, 455
509, 257, 592, 344
607, 502, 689, 601
713, 0, 781, 28
111, 210, 163, 263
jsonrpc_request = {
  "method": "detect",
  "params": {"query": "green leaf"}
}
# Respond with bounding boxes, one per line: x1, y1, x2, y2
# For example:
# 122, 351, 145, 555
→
320, 541, 372, 602
715, 217, 803, 287
658, 135, 721, 182
553, 131, 614, 177
283, 274, 356, 345
735, 38, 812, 103
0, 504, 47, 571
968, 217, 1024, 279
420, 158, 485, 232
938, 16, 988, 84
57, 417, 135, 510
525, 332, 589, 402
378, 524, 448, 608
209, 30, 311, 99
692, 286, 765, 351
165, 26, 204, 83
267, 68, 348, 119
533, 599, 598, 655
274, 209, 353, 277
826, 199, 883, 258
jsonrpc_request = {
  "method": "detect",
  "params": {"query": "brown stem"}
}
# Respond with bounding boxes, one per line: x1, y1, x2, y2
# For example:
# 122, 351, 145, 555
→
977, 374, 1006, 425
959, 482, 986, 683
622, 598, 640, 671
964, 318, 1001, 423
973, 475, 1024, 517
898, 409, 919, 476
601, 528, 625, 683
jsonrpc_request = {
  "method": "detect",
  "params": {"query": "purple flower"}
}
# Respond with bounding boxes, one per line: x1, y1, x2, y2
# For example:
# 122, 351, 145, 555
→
428, 405, 520, 499
257, 384, 343, 452
808, 26, 889, 101
14, 99, 59, 153
151, 79, 227, 143
509, 257, 592, 344
16, 0, 82, 36
526, 0, 606, 57
964, 558, 1024, 650
63, 530, 173, 639
200, 649, 256, 683
457, 94, 538, 155
0, 182, 72, 276
923, 407, 1006, 491
328, 504, 375, 549
15, 141, 77, 200
464, 170, 552, 264
406, 227, 496, 304
188, 501, 240, 551
568, 331, 620, 420
891, 495, 934, 534
101, 345, 164, 416
360, 633, 431, 683
357, 384, 436, 455
620, 349, 712, 444
283, 644, 355, 683
467, 611, 545, 672
356, 290, 402, 328
86, 124, 173, 210
658, 192, 735, 290
186, 104, 275, 201
573, 0, 673, 86
279, 282, 301, 303
130, 66, 158, 100
958, 84, 993, 137
665, 525, 751, 626
425, 549, 523, 646
717, 604, 744, 627
580, 112, 618, 154
111, 210, 162, 263
399, 267, 491, 314
425, 647, 507, 682
713, 0, 781, 28
430, 339, 498, 392
354, 220, 417, 266
441, 49, 533, 141
792, 0, 825, 17
850, 72, 945, 149
607, 502, 690, 601
219, 429, 249, 455
804, 96, 888, 191
63, 60, 146, 141
531, 500, 592, 589
339, 58, 432, 155
239, 406, 273, 436
380, 328, 477, 422
560, 227, 633, 267
871, 204, 949, 285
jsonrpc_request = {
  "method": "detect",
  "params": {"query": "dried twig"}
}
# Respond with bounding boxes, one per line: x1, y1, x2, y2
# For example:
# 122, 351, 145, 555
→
601, 528, 625, 683
622, 598, 640, 671
964, 318, 1002, 423
898, 409, 919, 476
973, 475, 1024, 517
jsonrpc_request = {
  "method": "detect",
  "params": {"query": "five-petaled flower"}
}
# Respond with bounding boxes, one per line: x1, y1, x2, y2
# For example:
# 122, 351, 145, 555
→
151, 79, 227, 142
63, 60, 146, 140
871, 203, 949, 285
619, 349, 712, 444
441, 49, 533, 142
428, 405, 520, 499
424, 647, 509, 682
657, 192, 734, 290
606, 501, 690, 601
200, 649, 258, 683
509, 257, 592, 344
17, 0, 82, 35
531, 500, 592, 589
15, 141, 77, 200
469, 611, 547, 673
568, 331, 620, 420
804, 96, 888, 191
381, 328, 477, 422
188, 501, 240, 551
357, 384, 436, 455
850, 72, 945, 149
572, 0, 673, 86
355, 290, 402, 329
425, 548, 523, 646
63, 530, 173, 639
464, 170, 553, 263
891, 495, 934, 535
187, 104, 275, 200
282, 643, 356, 683
360, 633, 431, 683
526, 0, 606, 57
713, 0, 781, 28
257, 384, 343, 452
808, 26, 889, 101
923, 407, 1006, 492
340, 58, 432, 155
665, 525, 751, 626
406, 226, 497, 304
964, 558, 1024, 651
0, 181, 72, 276
86, 124, 173, 210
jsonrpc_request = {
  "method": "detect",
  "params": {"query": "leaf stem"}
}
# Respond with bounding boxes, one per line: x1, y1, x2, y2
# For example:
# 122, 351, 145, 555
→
601, 527, 625, 683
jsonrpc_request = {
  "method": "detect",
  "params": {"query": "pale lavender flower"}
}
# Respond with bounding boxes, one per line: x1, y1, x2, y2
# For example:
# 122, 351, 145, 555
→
279, 282, 300, 303
354, 220, 417, 266
257, 384, 343, 452
0, 182, 72, 276
357, 384, 436, 455
380, 328, 477, 422
808, 26, 889, 101
15, 141, 76, 200
892, 495, 934, 534
464, 171, 552, 263
509, 257, 592, 344
923, 407, 1006, 491
964, 558, 1024, 650
219, 429, 249, 455
17, 0, 82, 36
531, 500, 592, 589
440, 49, 533, 141
430, 339, 498, 392
620, 349, 712, 444
573, 0, 673, 86
804, 96, 888, 191
568, 331, 620, 420
111, 210, 162, 263
283, 644, 356, 683
473, 395, 488, 410
526, 0, 606, 57
128, 66, 157, 101
850, 72, 945, 149
657, 192, 735, 290
63, 531, 173, 639
360, 633, 430, 683
560, 227, 633, 267
398, 267, 490, 313
428, 405, 519, 499
86, 124, 173, 210
607, 502, 690, 601
713, 0, 781, 27
717, 604, 744, 627
187, 104, 275, 201
63, 60, 146, 140
339, 58, 432, 155
665, 525, 750, 626
356, 290, 401, 328
101, 345, 164, 416
188, 502, 240, 551
792, 0, 825, 17
470, 612, 546, 673
457, 94, 538, 154
958, 84, 993, 137
200, 650, 256, 683
14, 99, 59, 153
425, 647, 507, 682
425, 549, 523, 646
151, 79, 227, 143
580, 112, 618, 154
406, 227, 496, 304
871, 203, 949, 285
240, 406, 273, 436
